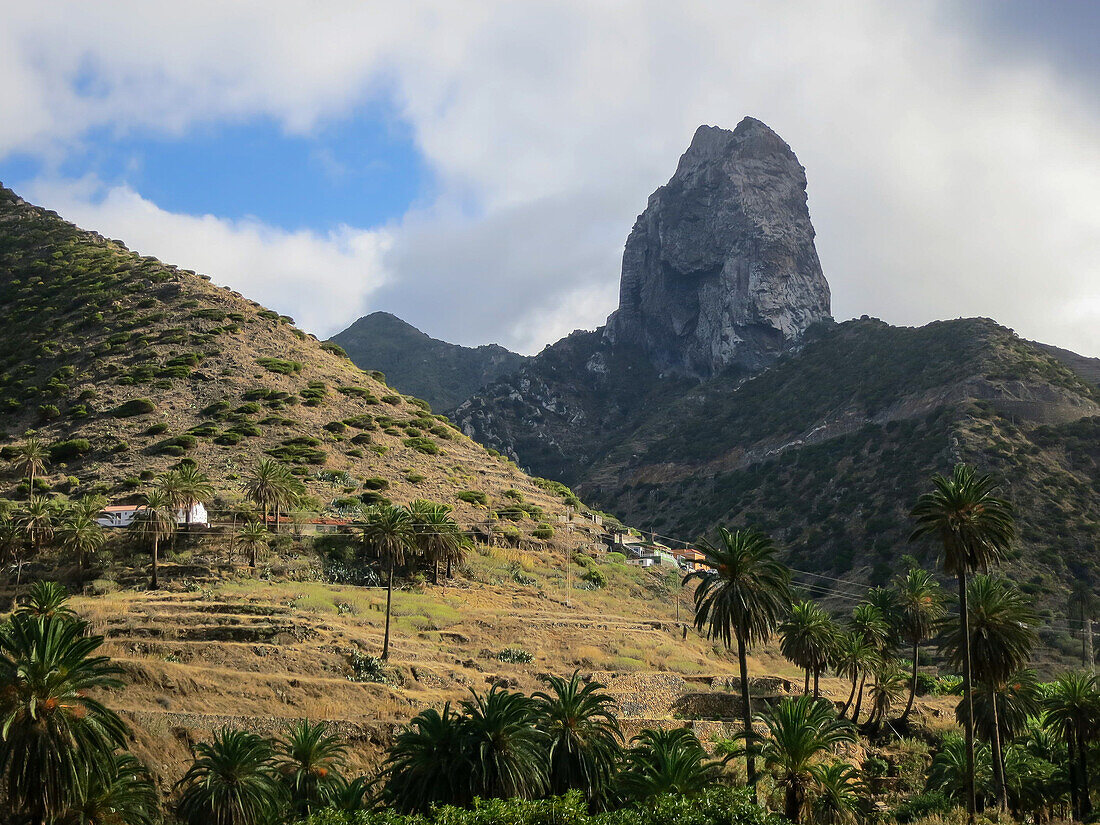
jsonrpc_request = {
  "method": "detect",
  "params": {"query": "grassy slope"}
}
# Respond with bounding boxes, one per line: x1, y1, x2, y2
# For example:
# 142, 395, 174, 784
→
0, 185, 586, 537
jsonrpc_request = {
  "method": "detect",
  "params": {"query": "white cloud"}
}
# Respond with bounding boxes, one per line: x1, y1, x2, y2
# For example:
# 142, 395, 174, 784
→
2, 1, 1099, 356
23, 178, 391, 337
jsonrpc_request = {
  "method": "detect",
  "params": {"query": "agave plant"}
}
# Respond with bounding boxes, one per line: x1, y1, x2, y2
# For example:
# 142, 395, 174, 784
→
617, 727, 717, 800
532, 670, 622, 803
175, 728, 283, 825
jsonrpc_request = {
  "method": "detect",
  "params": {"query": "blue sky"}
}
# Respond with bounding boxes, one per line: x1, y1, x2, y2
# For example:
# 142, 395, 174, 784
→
0, 108, 427, 232
1, 2, 1098, 356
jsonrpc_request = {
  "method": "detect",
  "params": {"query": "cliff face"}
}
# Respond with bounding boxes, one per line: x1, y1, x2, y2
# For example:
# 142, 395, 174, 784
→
604, 118, 831, 377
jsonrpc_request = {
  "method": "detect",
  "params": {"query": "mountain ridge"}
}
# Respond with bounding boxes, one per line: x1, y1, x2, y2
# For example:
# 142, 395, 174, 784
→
330, 311, 528, 411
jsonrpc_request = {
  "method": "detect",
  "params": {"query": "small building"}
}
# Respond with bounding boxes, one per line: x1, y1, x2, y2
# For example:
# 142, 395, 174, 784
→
98, 502, 209, 528
627, 557, 656, 568
672, 547, 709, 572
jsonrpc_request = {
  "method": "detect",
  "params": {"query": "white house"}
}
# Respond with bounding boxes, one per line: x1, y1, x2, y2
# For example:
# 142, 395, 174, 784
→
97, 502, 210, 528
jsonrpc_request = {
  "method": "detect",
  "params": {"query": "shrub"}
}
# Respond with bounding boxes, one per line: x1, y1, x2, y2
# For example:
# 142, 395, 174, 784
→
49, 439, 92, 462
321, 342, 349, 358
582, 567, 607, 588
497, 647, 533, 664
404, 437, 440, 455
323, 421, 347, 433
363, 477, 390, 491
145, 422, 169, 435
457, 490, 488, 506
893, 791, 953, 823
256, 357, 302, 375
381, 394, 401, 405
532, 523, 554, 540
37, 404, 60, 420
154, 435, 197, 453
405, 470, 426, 484
113, 398, 155, 417
337, 386, 376, 400
344, 414, 375, 429
347, 651, 388, 683
214, 432, 243, 446
351, 433, 373, 446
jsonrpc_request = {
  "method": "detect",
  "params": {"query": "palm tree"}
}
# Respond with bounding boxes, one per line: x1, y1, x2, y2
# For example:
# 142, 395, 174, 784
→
14, 436, 48, 493
128, 488, 177, 590
272, 472, 304, 535
242, 459, 285, 533
895, 567, 946, 721
328, 776, 370, 812
683, 527, 791, 787
780, 600, 837, 699
56, 502, 106, 573
848, 602, 890, 724
911, 463, 1015, 825
237, 521, 269, 570
408, 499, 469, 584
1043, 671, 1100, 821
461, 685, 549, 800
927, 734, 995, 809
0, 612, 130, 823
866, 662, 908, 732
383, 703, 470, 812
358, 504, 415, 661
0, 518, 23, 584
172, 463, 214, 531
531, 670, 623, 803
68, 751, 159, 825
754, 694, 856, 824
833, 631, 880, 720
940, 574, 1037, 810
14, 496, 55, 583
175, 728, 283, 825
14, 580, 77, 620
617, 727, 717, 800
275, 720, 348, 818
808, 761, 866, 825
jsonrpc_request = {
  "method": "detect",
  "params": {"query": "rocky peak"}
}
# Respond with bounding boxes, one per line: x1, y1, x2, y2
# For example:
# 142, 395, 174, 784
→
604, 117, 832, 378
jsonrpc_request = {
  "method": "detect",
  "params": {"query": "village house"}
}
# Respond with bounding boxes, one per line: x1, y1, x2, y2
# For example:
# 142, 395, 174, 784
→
97, 502, 210, 528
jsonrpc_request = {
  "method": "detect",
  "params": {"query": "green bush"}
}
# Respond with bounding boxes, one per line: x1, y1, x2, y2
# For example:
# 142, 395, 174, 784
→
381, 394, 402, 405
363, 477, 390, 491
324, 421, 347, 433
145, 422, 169, 435
113, 398, 155, 417
497, 647, 533, 664
49, 439, 92, 462
256, 357, 302, 375
404, 437, 440, 455
321, 342, 349, 359
457, 490, 488, 506
892, 791, 953, 823
532, 523, 554, 540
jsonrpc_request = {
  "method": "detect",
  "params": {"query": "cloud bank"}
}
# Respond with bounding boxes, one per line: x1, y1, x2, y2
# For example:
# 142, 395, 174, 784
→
2, 1, 1098, 356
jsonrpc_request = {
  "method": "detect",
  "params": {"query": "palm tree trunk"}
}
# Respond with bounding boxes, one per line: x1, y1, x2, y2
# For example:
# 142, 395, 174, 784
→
1080, 724, 1093, 819
902, 641, 920, 721
841, 673, 858, 718
989, 686, 1008, 812
813, 667, 820, 700
446, 557, 453, 578
151, 536, 159, 590
959, 569, 977, 825
1069, 734, 1081, 820
737, 630, 757, 790
853, 670, 868, 724
382, 560, 395, 661
785, 782, 801, 824
275, 502, 281, 534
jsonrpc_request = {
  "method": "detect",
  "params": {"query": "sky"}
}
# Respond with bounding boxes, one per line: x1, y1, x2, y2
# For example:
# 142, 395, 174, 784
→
1, 1, 1098, 357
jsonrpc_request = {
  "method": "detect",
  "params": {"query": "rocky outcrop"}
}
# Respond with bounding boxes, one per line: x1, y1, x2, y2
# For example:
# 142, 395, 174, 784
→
605, 118, 832, 377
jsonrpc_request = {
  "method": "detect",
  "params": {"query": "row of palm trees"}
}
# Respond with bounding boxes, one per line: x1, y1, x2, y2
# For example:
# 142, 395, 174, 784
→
381, 672, 860, 824
685, 464, 1017, 824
